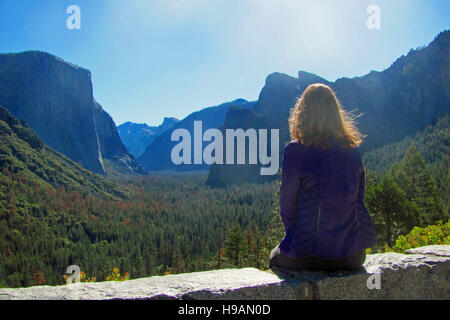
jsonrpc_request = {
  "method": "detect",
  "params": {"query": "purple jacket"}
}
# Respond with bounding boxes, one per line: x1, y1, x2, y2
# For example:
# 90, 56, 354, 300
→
279, 141, 377, 259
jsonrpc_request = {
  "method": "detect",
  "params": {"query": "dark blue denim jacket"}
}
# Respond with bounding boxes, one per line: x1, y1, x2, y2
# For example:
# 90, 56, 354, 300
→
279, 141, 377, 259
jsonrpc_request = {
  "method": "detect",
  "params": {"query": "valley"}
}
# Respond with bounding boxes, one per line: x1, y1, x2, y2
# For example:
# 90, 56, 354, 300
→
0, 30, 448, 288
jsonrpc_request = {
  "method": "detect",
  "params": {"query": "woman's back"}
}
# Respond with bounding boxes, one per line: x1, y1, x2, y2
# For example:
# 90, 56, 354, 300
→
278, 141, 377, 260
269, 83, 376, 271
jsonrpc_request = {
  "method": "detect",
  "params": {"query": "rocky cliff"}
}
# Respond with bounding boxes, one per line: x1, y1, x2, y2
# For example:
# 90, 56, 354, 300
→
0, 245, 448, 300
0, 105, 128, 199
0, 51, 146, 176
207, 30, 450, 186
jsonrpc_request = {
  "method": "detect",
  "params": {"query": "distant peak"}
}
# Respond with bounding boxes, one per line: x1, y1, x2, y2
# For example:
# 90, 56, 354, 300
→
118, 121, 133, 127
1, 50, 90, 74
265, 72, 298, 86
297, 70, 329, 85
160, 117, 180, 131
231, 98, 249, 105
433, 29, 450, 42
161, 117, 179, 126
162, 116, 179, 122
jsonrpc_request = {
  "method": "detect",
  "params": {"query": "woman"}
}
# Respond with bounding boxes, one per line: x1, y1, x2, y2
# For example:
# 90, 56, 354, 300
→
269, 84, 377, 272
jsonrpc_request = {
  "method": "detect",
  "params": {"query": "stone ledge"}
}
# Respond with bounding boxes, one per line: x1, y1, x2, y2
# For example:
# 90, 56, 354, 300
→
0, 245, 448, 300
0, 268, 294, 300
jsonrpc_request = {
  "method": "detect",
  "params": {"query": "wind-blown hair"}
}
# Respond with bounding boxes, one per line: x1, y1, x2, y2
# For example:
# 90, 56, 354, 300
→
288, 83, 364, 149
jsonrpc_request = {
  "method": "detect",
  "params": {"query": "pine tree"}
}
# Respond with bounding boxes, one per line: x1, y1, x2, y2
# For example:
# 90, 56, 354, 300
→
243, 225, 254, 266
432, 155, 449, 216
216, 247, 225, 269
253, 228, 264, 270
391, 145, 445, 226
170, 249, 185, 274
262, 179, 284, 254
365, 169, 378, 189
365, 174, 419, 247
225, 223, 245, 267
32, 270, 46, 286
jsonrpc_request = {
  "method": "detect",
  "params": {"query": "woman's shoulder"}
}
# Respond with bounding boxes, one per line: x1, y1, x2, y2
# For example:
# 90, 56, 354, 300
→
344, 145, 362, 158
284, 140, 304, 152
286, 139, 303, 147
339, 145, 363, 168
285, 140, 362, 156
282, 140, 307, 162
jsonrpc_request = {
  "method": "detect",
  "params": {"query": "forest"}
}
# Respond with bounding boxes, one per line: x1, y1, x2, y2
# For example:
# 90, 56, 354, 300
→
0, 113, 448, 288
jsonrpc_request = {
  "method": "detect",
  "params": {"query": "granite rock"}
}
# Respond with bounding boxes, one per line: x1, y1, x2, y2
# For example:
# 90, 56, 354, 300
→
0, 245, 448, 300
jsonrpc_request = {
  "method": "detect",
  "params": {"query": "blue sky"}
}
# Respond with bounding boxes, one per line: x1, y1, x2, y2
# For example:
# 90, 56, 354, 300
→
0, 0, 448, 126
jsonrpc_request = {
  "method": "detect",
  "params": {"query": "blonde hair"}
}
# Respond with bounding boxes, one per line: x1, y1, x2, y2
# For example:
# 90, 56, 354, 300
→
289, 83, 363, 149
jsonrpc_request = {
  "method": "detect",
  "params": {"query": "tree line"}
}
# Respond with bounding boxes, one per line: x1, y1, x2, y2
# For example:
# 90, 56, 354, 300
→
220, 144, 448, 269
0, 143, 448, 287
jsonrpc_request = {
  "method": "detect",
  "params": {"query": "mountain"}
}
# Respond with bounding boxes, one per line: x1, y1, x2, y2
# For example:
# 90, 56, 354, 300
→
363, 115, 449, 178
206, 105, 282, 187
207, 30, 450, 186
138, 99, 255, 172
0, 51, 146, 176
205, 71, 333, 186
0, 105, 128, 199
118, 117, 180, 158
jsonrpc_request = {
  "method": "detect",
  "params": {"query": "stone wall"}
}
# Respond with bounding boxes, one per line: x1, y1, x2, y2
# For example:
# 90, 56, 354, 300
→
0, 245, 448, 300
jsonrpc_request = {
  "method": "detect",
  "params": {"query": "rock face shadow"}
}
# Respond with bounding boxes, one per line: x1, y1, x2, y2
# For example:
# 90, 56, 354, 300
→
269, 265, 369, 281
269, 266, 369, 300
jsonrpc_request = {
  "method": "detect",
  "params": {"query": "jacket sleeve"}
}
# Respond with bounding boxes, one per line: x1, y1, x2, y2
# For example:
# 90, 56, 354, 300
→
357, 167, 366, 207
280, 143, 301, 232
356, 164, 377, 248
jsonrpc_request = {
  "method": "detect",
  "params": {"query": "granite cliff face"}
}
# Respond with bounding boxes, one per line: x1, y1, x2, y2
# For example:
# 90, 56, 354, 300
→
206, 71, 329, 186
207, 31, 450, 186
0, 105, 128, 199
253, 71, 330, 126
118, 117, 180, 158
0, 51, 146, 176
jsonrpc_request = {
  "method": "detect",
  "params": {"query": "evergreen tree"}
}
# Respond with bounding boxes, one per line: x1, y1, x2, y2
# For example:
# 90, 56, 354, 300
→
225, 223, 245, 267
170, 249, 185, 274
262, 179, 284, 256
216, 247, 225, 269
365, 169, 378, 190
243, 225, 255, 266
391, 145, 445, 226
432, 155, 449, 216
365, 175, 419, 247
